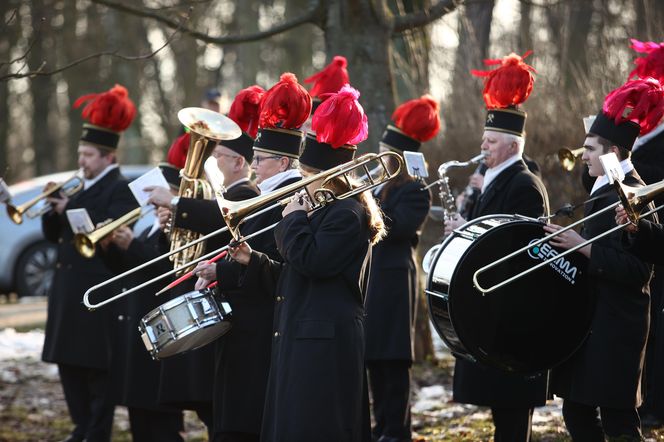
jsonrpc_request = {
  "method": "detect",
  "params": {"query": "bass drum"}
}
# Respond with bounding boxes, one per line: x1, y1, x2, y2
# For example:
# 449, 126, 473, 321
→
426, 214, 594, 374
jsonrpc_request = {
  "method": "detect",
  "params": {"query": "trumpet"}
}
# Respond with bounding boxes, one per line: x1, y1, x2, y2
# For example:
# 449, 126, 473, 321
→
82, 151, 403, 310
472, 178, 664, 295
558, 147, 584, 172
74, 207, 144, 258
7, 174, 83, 224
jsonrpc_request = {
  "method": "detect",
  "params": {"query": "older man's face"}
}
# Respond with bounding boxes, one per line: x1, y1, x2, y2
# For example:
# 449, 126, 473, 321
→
480, 130, 517, 169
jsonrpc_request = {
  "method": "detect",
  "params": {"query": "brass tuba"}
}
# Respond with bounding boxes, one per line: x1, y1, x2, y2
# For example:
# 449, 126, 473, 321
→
168, 107, 242, 274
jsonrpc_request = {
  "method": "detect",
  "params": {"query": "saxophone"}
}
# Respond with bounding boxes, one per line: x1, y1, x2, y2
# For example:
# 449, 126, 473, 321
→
168, 107, 241, 274
429, 153, 486, 221
422, 153, 486, 274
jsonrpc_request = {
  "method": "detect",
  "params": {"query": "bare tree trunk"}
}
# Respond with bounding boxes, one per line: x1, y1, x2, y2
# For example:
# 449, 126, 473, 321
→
325, 1, 395, 154
518, 1, 532, 53
0, 2, 19, 181
635, 0, 664, 42
29, 0, 57, 175
449, 0, 495, 133
105, 7, 148, 164
62, 1, 104, 169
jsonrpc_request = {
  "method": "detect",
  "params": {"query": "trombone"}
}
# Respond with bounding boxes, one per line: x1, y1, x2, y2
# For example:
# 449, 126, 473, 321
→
472, 178, 664, 295
558, 147, 585, 172
73, 207, 145, 258
82, 151, 404, 310
6, 174, 83, 224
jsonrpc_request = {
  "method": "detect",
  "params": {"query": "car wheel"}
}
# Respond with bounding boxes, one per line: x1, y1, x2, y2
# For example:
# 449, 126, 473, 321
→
15, 241, 57, 298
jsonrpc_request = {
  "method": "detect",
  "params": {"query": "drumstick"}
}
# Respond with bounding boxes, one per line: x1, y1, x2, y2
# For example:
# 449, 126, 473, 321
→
155, 250, 228, 296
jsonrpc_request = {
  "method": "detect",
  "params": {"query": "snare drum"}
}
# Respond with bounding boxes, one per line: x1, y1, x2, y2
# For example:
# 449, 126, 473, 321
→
139, 288, 232, 359
425, 214, 594, 374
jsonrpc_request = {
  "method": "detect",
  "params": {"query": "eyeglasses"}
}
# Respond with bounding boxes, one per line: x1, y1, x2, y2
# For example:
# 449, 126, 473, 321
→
252, 155, 282, 165
212, 152, 242, 160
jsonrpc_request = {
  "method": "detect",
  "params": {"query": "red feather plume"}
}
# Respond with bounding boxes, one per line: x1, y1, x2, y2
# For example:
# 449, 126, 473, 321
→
311, 84, 368, 148
603, 78, 664, 135
166, 132, 189, 169
304, 55, 350, 99
391, 95, 441, 142
471, 51, 536, 109
228, 85, 265, 138
259, 73, 312, 130
73, 84, 136, 131
629, 39, 664, 83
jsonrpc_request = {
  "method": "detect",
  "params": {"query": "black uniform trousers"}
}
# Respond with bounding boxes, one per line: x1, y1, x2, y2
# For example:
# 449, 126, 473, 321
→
58, 364, 114, 442
128, 407, 184, 442
491, 407, 534, 442
562, 400, 643, 441
366, 360, 411, 442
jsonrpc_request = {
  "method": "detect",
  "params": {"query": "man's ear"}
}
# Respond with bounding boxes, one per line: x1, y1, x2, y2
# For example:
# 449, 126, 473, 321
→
279, 157, 290, 172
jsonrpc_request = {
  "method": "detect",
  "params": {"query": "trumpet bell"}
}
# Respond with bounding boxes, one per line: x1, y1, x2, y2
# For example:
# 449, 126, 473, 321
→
75, 235, 96, 259
178, 107, 242, 141
6, 205, 23, 224
557, 147, 584, 172
617, 179, 664, 224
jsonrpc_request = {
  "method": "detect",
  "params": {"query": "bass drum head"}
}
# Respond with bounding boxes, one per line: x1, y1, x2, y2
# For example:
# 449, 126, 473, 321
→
449, 218, 594, 374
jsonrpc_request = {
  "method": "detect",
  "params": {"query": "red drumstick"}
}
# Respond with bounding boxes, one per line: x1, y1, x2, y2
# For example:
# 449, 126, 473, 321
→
155, 250, 228, 296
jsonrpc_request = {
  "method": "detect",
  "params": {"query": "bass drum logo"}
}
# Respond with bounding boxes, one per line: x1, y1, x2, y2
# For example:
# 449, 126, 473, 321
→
527, 239, 578, 284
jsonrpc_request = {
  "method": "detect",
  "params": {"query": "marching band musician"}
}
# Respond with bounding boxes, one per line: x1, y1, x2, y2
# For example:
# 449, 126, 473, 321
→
191, 75, 308, 442
224, 83, 384, 442
443, 52, 550, 442
622, 40, 664, 426
364, 95, 437, 442
545, 78, 664, 441
41, 85, 139, 442
98, 163, 185, 442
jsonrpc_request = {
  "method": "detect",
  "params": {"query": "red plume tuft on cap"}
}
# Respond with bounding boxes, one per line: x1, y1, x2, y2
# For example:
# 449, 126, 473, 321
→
603, 78, 664, 135
166, 132, 189, 169
311, 84, 368, 148
629, 39, 664, 83
304, 55, 350, 99
391, 95, 441, 142
228, 85, 265, 138
471, 51, 536, 109
259, 73, 312, 130
73, 84, 136, 132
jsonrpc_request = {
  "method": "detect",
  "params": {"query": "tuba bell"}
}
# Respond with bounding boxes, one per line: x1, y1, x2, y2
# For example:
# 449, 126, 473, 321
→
167, 107, 242, 274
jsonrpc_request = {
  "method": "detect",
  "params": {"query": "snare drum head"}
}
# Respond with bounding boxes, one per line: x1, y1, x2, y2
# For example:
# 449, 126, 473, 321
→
448, 219, 594, 373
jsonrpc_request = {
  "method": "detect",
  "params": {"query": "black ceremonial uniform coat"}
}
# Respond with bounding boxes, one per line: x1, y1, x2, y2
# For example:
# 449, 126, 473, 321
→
454, 159, 551, 407
212, 176, 299, 435
365, 180, 431, 361
244, 198, 371, 442
42, 167, 138, 369
155, 180, 257, 410
552, 171, 653, 408
101, 227, 181, 410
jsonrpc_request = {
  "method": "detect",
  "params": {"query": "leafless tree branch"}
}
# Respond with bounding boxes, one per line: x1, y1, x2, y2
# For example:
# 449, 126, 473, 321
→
4, 8, 17, 26
90, 0, 324, 45
0, 10, 189, 81
392, 0, 464, 34
0, 17, 45, 74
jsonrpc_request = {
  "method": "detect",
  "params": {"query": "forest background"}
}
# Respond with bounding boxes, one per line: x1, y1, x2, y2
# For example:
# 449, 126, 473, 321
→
1, 0, 663, 359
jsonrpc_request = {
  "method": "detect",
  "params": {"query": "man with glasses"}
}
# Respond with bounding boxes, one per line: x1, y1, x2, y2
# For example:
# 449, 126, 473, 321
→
191, 73, 310, 442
